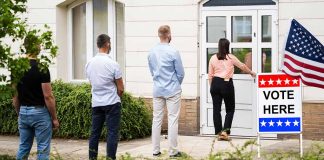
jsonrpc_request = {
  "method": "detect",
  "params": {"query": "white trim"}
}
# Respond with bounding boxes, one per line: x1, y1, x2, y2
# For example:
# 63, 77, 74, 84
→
86, 0, 93, 63
67, 6, 73, 81
108, 0, 116, 61
201, 5, 277, 11
257, 10, 278, 73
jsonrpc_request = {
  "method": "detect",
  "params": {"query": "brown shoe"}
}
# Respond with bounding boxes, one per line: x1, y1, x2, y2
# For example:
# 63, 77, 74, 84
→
220, 132, 231, 141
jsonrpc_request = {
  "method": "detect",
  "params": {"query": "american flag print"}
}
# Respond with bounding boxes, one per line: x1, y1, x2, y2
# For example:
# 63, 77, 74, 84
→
282, 19, 324, 89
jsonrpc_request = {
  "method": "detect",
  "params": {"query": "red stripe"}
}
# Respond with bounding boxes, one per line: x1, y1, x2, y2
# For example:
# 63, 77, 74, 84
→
283, 62, 324, 81
282, 70, 324, 89
284, 53, 324, 73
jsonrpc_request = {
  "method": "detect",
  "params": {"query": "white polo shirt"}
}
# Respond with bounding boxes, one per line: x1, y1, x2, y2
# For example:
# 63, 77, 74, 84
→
85, 53, 122, 107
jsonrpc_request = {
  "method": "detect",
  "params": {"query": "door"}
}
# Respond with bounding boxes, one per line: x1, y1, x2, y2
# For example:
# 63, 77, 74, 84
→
200, 10, 278, 137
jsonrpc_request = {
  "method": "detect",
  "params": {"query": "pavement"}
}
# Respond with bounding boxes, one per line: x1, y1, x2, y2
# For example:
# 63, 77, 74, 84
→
0, 135, 323, 159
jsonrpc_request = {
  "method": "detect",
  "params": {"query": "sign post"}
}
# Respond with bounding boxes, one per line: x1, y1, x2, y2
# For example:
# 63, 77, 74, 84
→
257, 73, 303, 158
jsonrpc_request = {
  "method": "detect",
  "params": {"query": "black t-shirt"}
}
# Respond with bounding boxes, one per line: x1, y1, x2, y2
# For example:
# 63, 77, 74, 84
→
17, 59, 51, 106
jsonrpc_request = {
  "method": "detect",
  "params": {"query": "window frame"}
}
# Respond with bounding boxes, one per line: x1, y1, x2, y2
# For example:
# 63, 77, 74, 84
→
67, 0, 117, 82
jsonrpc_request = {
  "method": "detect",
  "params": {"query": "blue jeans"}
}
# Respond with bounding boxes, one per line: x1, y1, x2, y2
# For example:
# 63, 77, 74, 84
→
89, 102, 121, 160
17, 106, 52, 160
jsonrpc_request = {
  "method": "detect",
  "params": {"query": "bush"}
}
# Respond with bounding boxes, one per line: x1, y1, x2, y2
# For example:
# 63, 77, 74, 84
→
0, 80, 152, 140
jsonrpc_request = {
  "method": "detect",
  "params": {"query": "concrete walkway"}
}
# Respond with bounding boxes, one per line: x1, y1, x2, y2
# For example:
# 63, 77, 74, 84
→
0, 135, 322, 159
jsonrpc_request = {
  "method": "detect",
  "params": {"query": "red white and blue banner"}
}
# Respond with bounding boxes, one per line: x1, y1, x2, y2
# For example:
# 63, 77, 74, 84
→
257, 73, 302, 133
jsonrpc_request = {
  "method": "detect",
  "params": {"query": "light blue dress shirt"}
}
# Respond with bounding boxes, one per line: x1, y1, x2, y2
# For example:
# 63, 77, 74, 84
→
86, 53, 122, 107
148, 43, 185, 97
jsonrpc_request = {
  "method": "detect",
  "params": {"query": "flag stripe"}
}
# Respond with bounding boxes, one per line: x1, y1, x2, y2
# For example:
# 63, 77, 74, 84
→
282, 64, 324, 85
285, 51, 324, 70
282, 69, 324, 88
282, 66, 324, 87
283, 54, 324, 78
283, 62, 324, 82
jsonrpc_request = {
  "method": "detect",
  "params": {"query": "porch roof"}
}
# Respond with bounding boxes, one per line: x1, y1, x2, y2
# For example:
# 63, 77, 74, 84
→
203, 0, 276, 7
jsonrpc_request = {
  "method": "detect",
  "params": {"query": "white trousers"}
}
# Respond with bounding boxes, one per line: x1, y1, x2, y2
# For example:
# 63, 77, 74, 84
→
152, 91, 181, 156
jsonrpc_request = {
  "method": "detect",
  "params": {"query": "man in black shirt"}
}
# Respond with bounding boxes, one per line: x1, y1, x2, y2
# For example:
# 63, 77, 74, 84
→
13, 34, 59, 160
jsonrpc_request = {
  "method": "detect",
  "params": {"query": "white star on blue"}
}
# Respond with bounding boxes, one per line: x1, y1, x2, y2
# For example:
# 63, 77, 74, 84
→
259, 118, 301, 132
285, 19, 324, 64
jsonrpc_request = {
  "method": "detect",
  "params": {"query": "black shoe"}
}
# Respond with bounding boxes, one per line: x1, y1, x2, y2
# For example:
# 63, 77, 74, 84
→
153, 152, 161, 157
169, 152, 182, 158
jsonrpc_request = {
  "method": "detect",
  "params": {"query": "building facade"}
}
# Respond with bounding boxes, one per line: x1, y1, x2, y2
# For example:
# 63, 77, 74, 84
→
24, 0, 324, 140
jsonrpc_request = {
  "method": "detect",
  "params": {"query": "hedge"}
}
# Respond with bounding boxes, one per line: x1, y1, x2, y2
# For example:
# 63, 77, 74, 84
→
0, 80, 152, 140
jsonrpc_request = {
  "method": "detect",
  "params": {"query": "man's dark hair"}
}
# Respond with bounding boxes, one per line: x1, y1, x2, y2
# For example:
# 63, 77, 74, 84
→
97, 34, 110, 48
24, 32, 41, 55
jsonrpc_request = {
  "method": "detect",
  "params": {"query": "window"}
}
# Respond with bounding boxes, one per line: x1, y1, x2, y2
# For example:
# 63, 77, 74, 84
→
68, 0, 125, 81
232, 48, 252, 74
72, 3, 87, 79
206, 17, 226, 43
232, 16, 252, 42
262, 15, 272, 42
93, 0, 108, 55
116, 1, 125, 78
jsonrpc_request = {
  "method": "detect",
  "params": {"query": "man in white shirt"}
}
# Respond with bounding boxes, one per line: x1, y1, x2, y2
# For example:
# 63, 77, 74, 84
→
86, 34, 124, 160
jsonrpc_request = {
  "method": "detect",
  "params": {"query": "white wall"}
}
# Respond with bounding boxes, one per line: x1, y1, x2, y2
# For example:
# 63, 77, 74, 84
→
124, 0, 200, 98
279, 0, 324, 102
26, 0, 60, 80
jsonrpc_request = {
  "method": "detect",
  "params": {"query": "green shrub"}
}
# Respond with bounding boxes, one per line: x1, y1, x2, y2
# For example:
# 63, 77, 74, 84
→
0, 154, 15, 160
0, 80, 152, 140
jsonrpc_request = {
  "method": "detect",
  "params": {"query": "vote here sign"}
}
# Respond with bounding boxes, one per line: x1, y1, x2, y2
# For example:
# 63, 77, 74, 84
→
257, 73, 302, 133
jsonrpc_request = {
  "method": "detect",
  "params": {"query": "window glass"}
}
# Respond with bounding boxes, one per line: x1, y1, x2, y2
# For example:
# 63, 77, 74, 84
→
207, 17, 226, 43
262, 15, 272, 42
72, 3, 87, 79
232, 16, 252, 42
93, 0, 108, 55
116, 2, 125, 77
262, 48, 272, 73
231, 48, 252, 74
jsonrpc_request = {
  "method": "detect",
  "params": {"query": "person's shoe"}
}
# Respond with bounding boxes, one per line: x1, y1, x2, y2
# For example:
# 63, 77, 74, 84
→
169, 152, 182, 158
217, 132, 225, 141
220, 132, 231, 141
153, 152, 161, 157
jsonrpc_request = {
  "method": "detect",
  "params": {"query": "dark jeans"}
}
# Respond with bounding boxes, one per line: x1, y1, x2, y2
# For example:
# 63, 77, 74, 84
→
210, 77, 235, 135
89, 102, 121, 160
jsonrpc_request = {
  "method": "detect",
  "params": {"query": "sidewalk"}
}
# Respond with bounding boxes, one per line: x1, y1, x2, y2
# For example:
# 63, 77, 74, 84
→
0, 135, 322, 159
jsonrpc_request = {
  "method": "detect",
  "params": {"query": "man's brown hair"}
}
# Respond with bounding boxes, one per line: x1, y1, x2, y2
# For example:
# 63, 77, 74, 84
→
158, 25, 171, 39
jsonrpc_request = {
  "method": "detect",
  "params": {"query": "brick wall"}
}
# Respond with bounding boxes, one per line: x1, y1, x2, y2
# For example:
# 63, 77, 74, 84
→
279, 102, 324, 140
143, 98, 200, 136
144, 99, 324, 140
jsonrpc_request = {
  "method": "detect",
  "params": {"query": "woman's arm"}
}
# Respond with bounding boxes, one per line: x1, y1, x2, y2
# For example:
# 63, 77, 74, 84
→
208, 56, 215, 85
230, 54, 256, 78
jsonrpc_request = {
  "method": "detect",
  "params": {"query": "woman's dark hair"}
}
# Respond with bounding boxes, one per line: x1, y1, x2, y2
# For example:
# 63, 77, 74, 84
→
217, 38, 230, 60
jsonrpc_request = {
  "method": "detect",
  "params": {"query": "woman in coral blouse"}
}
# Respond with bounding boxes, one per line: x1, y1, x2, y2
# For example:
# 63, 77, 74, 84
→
208, 38, 256, 141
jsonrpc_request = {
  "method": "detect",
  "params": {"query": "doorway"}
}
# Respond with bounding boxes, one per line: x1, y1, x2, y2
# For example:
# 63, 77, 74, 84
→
200, 8, 278, 136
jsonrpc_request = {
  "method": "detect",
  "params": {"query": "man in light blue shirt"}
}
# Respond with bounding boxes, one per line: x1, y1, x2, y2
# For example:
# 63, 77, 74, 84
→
86, 34, 124, 160
148, 25, 185, 158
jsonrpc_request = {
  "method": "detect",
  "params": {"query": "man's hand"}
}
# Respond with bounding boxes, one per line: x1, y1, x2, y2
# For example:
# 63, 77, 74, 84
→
52, 119, 60, 130
115, 78, 124, 97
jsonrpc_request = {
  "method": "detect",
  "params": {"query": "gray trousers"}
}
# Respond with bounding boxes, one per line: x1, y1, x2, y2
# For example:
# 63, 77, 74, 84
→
152, 91, 181, 156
